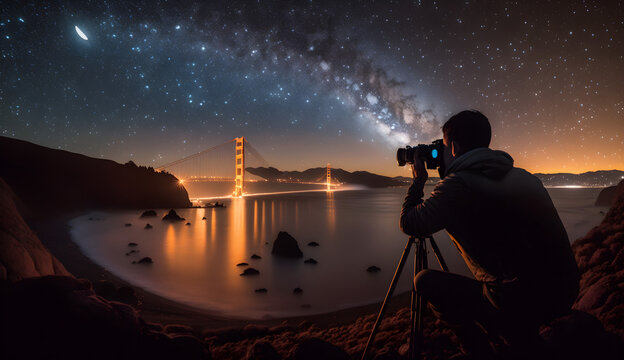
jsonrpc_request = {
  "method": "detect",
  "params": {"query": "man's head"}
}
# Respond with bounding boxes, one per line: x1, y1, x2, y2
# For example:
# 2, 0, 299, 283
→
442, 110, 491, 167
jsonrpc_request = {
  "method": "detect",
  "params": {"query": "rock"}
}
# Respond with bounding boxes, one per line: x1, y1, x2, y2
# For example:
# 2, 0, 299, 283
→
255, 288, 268, 293
186, 222, 191, 225
125, 250, 139, 256
372, 347, 401, 360
124, 223, 132, 227
0, 178, 70, 281
307, 241, 320, 247
162, 209, 185, 221
271, 231, 303, 258
93, 280, 116, 300
128, 242, 138, 247
304, 258, 318, 265
237, 262, 249, 267
144, 223, 153, 229
540, 310, 622, 360
117, 286, 138, 306
202, 216, 206, 220
595, 185, 618, 206
292, 338, 350, 360
241, 268, 260, 276
0, 276, 210, 360
136, 257, 153, 264
367, 266, 381, 273
246, 340, 281, 360
293, 288, 303, 295
141, 210, 157, 217
164, 324, 196, 336
251, 254, 262, 259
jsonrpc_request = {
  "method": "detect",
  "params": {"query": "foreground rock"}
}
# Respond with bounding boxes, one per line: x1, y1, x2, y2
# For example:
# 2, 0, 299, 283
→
163, 209, 185, 221
0, 178, 70, 281
0, 276, 210, 360
271, 232, 303, 258
572, 179, 624, 339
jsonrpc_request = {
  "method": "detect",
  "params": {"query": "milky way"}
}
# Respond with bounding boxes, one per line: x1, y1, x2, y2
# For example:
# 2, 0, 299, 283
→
1, 1, 623, 174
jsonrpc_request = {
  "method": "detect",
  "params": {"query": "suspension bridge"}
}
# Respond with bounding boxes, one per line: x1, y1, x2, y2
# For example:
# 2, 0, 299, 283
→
156, 137, 334, 198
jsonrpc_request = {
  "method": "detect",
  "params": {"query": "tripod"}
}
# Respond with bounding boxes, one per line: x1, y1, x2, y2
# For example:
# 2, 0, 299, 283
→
362, 236, 449, 360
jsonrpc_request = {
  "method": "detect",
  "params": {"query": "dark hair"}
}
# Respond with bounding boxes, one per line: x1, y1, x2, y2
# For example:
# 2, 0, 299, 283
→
442, 110, 491, 154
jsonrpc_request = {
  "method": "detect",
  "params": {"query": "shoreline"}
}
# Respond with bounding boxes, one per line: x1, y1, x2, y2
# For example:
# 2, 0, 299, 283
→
29, 212, 411, 331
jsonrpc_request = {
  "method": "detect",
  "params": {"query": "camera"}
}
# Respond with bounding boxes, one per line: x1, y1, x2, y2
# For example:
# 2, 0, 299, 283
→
396, 139, 444, 169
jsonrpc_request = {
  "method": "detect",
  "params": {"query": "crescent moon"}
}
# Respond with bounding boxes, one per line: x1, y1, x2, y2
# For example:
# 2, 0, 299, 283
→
75, 26, 88, 41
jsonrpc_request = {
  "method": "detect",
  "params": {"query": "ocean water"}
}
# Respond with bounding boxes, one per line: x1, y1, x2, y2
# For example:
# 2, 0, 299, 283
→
70, 186, 608, 319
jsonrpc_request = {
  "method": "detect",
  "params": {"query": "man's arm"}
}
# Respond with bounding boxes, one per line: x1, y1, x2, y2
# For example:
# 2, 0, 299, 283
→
400, 168, 465, 237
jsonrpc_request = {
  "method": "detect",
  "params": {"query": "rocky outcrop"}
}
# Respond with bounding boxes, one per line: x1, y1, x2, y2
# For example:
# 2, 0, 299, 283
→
595, 185, 618, 206
0, 136, 191, 216
0, 178, 70, 282
271, 232, 303, 258
0, 276, 211, 360
572, 179, 624, 339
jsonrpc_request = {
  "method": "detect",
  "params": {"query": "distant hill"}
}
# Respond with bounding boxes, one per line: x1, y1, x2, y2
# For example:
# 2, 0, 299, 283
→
0, 136, 191, 216
246, 167, 407, 188
248, 167, 624, 189
533, 170, 624, 187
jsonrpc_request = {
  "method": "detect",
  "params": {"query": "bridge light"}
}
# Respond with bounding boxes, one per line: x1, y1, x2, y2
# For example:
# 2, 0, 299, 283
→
178, 179, 184, 185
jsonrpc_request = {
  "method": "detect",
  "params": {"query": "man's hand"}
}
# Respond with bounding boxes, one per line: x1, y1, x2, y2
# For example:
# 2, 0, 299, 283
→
411, 149, 428, 186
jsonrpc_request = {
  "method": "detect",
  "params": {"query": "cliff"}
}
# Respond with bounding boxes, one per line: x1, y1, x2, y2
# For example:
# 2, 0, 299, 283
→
0, 136, 190, 215
0, 178, 70, 281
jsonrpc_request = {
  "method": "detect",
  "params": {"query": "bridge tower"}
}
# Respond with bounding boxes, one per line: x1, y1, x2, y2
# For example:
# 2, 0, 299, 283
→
234, 137, 245, 197
326, 163, 331, 191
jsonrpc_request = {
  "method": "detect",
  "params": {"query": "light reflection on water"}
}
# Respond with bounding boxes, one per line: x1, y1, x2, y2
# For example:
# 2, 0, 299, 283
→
70, 186, 607, 319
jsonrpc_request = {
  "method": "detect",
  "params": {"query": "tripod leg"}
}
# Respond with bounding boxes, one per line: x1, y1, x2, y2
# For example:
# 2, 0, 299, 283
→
409, 240, 418, 360
428, 236, 449, 272
361, 237, 415, 360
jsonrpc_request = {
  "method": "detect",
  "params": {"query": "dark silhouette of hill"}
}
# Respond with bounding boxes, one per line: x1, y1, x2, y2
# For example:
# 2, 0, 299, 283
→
246, 166, 407, 188
534, 170, 624, 187
0, 136, 190, 215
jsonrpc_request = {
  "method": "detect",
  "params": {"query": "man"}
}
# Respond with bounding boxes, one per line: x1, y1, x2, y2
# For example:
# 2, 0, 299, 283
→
400, 110, 579, 359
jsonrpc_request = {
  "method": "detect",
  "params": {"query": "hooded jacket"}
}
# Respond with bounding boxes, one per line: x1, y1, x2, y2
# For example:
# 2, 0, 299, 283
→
400, 148, 579, 313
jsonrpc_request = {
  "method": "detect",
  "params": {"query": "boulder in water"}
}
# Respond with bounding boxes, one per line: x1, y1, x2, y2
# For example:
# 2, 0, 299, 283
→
293, 288, 303, 295
237, 262, 249, 267
304, 258, 318, 265
254, 288, 268, 294
162, 209, 185, 221
144, 224, 153, 229
134, 257, 153, 264
367, 265, 381, 273
307, 241, 320, 247
271, 231, 303, 258
241, 268, 260, 276
128, 242, 138, 247
251, 254, 262, 259
140, 210, 157, 218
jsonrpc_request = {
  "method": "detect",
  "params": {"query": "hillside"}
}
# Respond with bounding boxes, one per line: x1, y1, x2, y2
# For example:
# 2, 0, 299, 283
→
246, 166, 408, 188
0, 136, 191, 215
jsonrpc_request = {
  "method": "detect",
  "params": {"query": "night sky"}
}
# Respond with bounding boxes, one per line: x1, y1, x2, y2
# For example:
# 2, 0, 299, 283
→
1, 0, 623, 176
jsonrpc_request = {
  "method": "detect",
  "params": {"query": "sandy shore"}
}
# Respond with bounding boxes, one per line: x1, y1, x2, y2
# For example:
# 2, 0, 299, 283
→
28, 212, 412, 331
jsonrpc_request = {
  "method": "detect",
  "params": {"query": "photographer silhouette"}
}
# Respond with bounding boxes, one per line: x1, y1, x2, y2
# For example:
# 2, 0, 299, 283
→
400, 110, 579, 359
